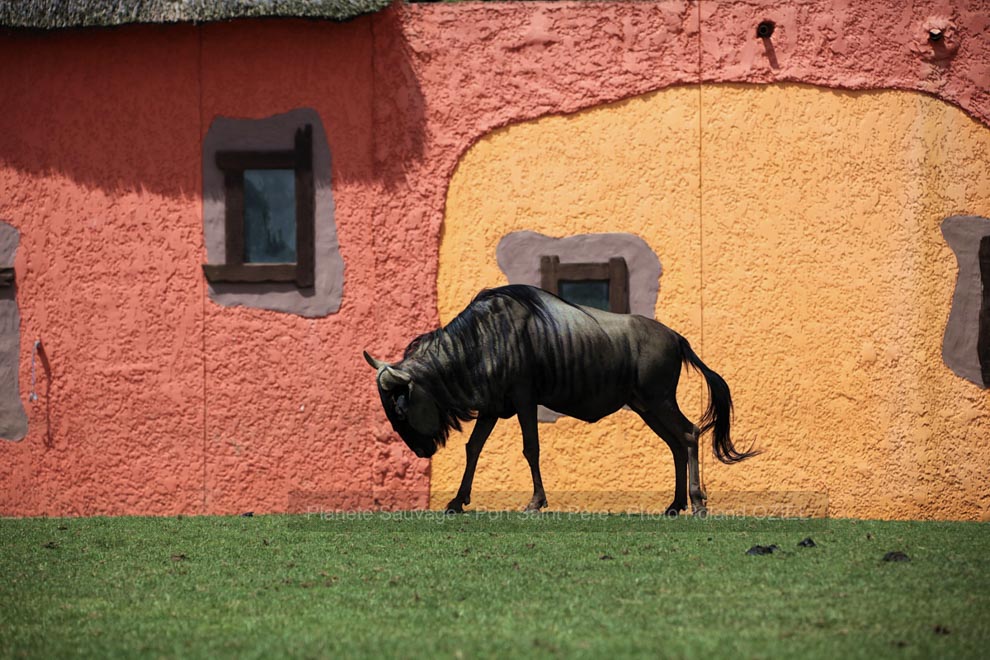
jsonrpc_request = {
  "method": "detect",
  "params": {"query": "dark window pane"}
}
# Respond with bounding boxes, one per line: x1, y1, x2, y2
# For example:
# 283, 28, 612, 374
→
559, 280, 610, 311
243, 169, 296, 264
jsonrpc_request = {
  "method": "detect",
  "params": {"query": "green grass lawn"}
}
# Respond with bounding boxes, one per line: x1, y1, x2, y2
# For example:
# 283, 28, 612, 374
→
2, 513, 988, 658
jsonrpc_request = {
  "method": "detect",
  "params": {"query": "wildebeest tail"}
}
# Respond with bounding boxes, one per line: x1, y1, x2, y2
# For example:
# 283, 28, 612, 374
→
677, 335, 757, 464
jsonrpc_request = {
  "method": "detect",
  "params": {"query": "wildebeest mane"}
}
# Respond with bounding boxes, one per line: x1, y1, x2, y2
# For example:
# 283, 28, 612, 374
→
398, 285, 580, 446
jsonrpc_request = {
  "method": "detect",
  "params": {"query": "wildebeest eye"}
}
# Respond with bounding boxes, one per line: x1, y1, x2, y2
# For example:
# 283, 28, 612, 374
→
394, 394, 409, 419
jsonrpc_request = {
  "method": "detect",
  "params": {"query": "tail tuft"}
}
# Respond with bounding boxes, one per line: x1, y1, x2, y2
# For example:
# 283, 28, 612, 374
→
678, 335, 758, 464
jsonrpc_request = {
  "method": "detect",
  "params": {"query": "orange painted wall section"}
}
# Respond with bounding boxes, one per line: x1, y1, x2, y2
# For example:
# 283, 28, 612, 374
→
0, 1, 988, 518
436, 85, 990, 520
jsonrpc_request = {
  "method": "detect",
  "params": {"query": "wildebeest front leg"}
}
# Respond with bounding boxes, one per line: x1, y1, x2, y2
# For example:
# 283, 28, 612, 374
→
517, 404, 548, 512
445, 416, 497, 514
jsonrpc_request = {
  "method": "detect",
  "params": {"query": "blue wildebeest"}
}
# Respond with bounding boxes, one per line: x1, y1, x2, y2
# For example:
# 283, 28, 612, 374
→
364, 285, 756, 516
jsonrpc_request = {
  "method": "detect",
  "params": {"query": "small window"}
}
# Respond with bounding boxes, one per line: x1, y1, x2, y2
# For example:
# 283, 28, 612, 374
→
0, 267, 11, 288
202, 125, 314, 288
540, 255, 629, 313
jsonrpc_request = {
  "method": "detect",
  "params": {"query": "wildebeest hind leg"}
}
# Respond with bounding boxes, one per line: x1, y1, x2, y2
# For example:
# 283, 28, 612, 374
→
634, 407, 688, 516
446, 416, 498, 514
517, 404, 548, 512
640, 401, 708, 516
664, 404, 707, 517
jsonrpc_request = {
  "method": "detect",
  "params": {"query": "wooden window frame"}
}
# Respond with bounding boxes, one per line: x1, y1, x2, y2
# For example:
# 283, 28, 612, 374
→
540, 255, 629, 313
202, 124, 315, 288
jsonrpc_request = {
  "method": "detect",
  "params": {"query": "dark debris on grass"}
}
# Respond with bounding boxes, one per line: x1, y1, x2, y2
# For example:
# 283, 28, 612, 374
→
746, 544, 779, 556
747, 537, 819, 555
883, 551, 911, 562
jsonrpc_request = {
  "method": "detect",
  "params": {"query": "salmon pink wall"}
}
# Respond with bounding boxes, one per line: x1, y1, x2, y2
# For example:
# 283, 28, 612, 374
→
0, 18, 430, 516
0, 0, 987, 517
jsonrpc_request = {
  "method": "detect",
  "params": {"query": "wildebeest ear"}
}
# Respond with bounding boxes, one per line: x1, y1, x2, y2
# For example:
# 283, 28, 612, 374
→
363, 351, 385, 370
406, 383, 440, 436
378, 366, 412, 391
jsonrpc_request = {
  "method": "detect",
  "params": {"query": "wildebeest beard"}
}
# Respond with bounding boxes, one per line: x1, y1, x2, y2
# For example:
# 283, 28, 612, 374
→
374, 375, 470, 458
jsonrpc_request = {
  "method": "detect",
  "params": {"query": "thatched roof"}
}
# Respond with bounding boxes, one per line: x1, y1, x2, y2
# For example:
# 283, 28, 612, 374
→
0, 0, 395, 29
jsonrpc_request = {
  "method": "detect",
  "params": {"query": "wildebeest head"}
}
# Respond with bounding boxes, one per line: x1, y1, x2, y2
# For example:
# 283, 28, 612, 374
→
364, 351, 442, 458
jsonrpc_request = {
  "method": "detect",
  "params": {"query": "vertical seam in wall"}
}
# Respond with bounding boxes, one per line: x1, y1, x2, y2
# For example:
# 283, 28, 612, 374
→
198, 24, 208, 514
370, 11, 390, 504
696, 0, 706, 491
370, 14, 379, 321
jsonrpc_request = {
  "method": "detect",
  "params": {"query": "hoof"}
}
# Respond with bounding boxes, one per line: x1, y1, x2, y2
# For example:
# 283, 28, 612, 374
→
523, 497, 548, 513
664, 504, 686, 517
445, 500, 465, 514
692, 507, 709, 519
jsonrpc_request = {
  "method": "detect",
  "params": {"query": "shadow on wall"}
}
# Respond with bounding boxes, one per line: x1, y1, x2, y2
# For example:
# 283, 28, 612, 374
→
0, 12, 426, 198
369, 5, 427, 191
0, 25, 202, 198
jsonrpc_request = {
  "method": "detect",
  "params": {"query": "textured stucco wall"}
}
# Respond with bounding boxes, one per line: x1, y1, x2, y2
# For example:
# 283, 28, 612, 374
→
1, 0, 988, 518
699, 87, 989, 521
0, 19, 429, 516
0, 25, 208, 514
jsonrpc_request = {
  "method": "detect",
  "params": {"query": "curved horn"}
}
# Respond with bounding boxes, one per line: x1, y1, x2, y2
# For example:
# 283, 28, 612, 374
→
378, 366, 412, 391
363, 351, 386, 370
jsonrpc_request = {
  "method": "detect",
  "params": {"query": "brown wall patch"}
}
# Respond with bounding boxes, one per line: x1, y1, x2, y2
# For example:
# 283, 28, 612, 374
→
496, 231, 661, 318
0, 222, 27, 441
941, 215, 990, 388
203, 108, 343, 317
